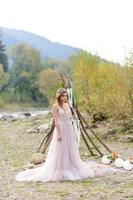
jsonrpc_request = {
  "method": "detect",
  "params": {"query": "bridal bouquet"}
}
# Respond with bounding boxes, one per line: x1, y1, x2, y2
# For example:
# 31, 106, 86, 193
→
101, 151, 120, 165
107, 151, 120, 161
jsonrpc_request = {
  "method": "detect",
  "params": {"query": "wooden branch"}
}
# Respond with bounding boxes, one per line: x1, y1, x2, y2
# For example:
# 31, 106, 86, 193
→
76, 106, 112, 153
37, 119, 55, 153
77, 110, 103, 157
80, 128, 95, 156
41, 130, 54, 154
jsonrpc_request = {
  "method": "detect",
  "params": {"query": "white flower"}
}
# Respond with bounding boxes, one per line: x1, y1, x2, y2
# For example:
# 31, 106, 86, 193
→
101, 155, 112, 164
114, 158, 124, 168
123, 160, 133, 171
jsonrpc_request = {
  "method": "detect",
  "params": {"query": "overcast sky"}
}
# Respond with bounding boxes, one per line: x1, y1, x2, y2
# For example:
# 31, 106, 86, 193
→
0, 0, 133, 64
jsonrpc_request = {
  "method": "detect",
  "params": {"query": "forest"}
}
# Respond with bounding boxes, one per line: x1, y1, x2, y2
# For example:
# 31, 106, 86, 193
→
0, 32, 133, 124
0, 31, 133, 123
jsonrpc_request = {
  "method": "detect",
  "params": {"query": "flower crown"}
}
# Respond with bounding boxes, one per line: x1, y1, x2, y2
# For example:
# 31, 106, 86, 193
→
56, 88, 67, 98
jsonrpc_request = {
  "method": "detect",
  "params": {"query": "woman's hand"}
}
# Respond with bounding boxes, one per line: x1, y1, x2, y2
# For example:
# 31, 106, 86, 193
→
57, 134, 62, 141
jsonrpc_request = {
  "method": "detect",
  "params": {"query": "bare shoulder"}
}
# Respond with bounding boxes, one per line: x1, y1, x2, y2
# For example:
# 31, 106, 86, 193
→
52, 103, 58, 109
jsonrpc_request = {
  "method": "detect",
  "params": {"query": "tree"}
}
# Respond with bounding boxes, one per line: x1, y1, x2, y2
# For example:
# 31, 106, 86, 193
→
71, 50, 130, 120
0, 33, 8, 71
71, 50, 100, 110
39, 68, 60, 104
0, 64, 9, 91
9, 43, 43, 101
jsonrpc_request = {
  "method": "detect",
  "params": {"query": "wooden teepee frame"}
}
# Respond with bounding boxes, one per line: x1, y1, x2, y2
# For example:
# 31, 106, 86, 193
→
36, 74, 112, 160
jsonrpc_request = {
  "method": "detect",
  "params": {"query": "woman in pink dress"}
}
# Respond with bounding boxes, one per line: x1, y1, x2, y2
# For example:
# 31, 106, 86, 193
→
15, 88, 125, 182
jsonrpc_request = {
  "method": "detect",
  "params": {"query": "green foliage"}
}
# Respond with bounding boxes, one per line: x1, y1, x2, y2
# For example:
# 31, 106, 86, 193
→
8, 43, 44, 102
0, 64, 9, 91
0, 33, 8, 71
39, 68, 60, 104
71, 50, 133, 120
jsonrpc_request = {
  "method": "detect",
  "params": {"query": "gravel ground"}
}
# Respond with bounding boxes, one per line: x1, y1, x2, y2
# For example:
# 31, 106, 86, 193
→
0, 115, 133, 200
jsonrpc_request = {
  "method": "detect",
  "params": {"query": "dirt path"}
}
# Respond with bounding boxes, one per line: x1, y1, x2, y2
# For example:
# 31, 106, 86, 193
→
0, 115, 133, 200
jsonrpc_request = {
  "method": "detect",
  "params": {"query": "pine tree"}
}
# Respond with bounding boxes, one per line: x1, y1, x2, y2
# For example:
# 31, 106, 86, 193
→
0, 33, 8, 71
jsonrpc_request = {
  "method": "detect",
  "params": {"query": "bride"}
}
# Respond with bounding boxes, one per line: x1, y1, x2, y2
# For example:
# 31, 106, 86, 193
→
15, 88, 124, 182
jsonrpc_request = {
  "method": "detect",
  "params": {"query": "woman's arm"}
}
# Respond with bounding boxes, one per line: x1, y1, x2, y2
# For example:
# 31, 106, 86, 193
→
52, 104, 61, 136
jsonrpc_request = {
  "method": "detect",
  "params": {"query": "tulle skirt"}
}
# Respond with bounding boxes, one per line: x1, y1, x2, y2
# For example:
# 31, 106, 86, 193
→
15, 120, 126, 182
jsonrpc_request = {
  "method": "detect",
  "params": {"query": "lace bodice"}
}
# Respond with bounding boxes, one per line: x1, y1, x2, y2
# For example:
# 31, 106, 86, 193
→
52, 103, 73, 134
57, 104, 72, 122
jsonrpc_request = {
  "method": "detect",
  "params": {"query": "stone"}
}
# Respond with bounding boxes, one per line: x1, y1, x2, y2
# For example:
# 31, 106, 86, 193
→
27, 127, 39, 134
38, 124, 49, 132
23, 112, 31, 117
32, 152, 45, 165
101, 129, 117, 139
0, 115, 17, 122
119, 135, 133, 143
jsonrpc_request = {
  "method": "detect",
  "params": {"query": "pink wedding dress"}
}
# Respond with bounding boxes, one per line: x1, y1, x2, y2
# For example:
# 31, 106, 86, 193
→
15, 103, 126, 182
